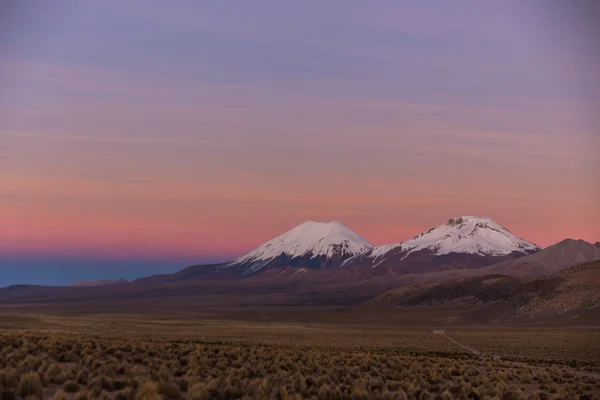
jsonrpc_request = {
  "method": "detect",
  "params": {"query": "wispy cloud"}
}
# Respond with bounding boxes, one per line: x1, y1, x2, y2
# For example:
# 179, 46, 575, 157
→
0, 1, 598, 262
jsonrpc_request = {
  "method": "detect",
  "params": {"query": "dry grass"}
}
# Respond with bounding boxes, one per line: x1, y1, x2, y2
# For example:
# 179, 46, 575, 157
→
449, 329, 600, 367
1, 312, 599, 399
1, 330, 599, 399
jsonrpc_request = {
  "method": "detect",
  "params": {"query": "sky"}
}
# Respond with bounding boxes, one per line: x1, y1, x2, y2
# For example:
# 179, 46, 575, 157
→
1, 1, 599, 286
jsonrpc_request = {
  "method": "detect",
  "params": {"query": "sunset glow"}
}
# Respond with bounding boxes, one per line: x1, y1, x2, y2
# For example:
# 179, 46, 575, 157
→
1, 2, 599, 285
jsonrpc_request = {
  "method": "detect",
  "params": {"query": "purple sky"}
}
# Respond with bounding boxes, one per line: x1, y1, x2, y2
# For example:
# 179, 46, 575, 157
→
1, 1, 599, 285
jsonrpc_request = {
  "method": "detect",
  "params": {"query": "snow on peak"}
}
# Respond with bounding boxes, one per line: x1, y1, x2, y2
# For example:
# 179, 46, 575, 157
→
231, 221, 373, 265
370, 216, 539, 258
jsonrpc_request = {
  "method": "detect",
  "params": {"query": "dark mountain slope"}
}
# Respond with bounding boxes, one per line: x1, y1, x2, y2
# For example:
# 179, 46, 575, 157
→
362, 260, 600, 323
485, 238, 600, 277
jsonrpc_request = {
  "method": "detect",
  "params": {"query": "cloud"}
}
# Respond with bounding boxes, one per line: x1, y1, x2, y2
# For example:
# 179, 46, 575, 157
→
1, 1, 598, 259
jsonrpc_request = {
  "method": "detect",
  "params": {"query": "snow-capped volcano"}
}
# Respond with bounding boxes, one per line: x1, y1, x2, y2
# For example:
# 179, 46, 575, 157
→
212, 216, 538, 277
228, 221, 373, 274
344, 216, 539, 273
371, 216, 539, 259
167, 216, 541, 280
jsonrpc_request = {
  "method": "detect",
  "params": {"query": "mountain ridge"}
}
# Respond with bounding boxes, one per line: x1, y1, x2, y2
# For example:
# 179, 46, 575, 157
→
221, 216, 539, 277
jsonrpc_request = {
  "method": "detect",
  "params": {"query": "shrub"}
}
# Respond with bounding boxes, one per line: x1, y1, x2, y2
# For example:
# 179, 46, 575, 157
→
75, 390, 89, 400
135, 381, 161, 400
157, 366, 171, 382
175, 377, 188, 392
114, 388, 135, 400
18, 373, 43, 400
502, 390, 523, 400
52, 390, 69, 400
395, 389, 408, 400
0, 368, 17, 400
224, 385, 244, 399
0, 369, 16, 389
156, 381, 180, 399
279, 386, 289, 400
112, 379, 129, 391
90, 376, 114, 393
349, 385, 370, 400
62, 380, 80, 393
188, 382, 207, 400
98, 391, 113, 400
76, 369, 89, 385
127, 365, 148, 379
45, 364, 62, 384
53, 372, 69, 386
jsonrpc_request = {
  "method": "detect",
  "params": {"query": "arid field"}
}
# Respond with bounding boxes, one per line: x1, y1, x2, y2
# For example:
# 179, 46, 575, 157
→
1, 312, 599, 400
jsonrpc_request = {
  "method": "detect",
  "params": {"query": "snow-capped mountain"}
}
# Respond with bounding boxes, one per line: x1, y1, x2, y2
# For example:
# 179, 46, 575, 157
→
372, 216, 538, 258
227, 221, 373, 275
178, 216, 539, 279
345, 216, 539, 272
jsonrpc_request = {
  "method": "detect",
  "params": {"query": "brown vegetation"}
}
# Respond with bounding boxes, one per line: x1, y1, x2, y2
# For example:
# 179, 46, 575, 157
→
1, 330, 599, 399
519, 260, 600, 315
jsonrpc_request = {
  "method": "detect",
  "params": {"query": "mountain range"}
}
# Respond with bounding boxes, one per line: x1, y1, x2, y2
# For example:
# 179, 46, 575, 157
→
180, 216, 543, 279
129, 216, 600, 283
1, 215, 598, 325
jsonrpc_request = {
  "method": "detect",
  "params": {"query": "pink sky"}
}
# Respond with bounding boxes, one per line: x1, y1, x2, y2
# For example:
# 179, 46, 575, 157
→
1, 1, 599, 261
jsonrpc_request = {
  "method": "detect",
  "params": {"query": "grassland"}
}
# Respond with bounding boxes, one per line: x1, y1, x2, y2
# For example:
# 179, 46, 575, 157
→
1, 312, 599, 399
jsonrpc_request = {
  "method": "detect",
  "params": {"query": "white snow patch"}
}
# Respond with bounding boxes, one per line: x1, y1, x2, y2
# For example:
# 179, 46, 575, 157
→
229, 221, 373, 266
369, 216, 539, 259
